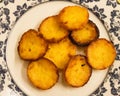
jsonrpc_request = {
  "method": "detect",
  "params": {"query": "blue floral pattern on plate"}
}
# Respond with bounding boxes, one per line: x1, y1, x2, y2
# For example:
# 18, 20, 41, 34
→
0, 0, 120, 96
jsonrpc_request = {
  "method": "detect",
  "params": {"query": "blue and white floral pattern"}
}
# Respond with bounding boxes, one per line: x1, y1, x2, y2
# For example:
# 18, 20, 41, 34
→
106, 0, 117, 8
0, 65, 7, 92
109, 67, 120, 95
0, 0, 120, 96
109, 10, 120, 38
13, 3, 32, 21
3, 0, 14, 6
0, 7, 11, 33
88, 5, 107, 24
80, 0, 100, 3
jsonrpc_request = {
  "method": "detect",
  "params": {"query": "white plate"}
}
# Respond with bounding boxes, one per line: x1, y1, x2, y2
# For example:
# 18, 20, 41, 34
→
6, 1, 110, 96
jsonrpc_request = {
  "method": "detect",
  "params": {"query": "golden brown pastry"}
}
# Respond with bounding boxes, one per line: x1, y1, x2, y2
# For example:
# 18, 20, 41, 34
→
18, 29, 48, 60
44, 37, 77, 70
27, 58, 59, 90
70, 20, 99, 46
86, 38, 116, 70
58, 6, 89, 30
64, 55, 92, 87
38, 15, 69, 42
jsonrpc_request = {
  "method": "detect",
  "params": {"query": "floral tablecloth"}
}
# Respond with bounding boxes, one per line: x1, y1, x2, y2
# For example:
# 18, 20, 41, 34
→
0, 0, 120, 96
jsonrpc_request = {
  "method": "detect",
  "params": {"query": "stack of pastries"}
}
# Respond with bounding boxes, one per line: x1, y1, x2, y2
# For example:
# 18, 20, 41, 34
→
18, 6, 116, 89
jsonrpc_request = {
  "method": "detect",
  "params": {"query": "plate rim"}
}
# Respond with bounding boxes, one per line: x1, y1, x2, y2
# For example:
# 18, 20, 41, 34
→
5, 1, 113, 96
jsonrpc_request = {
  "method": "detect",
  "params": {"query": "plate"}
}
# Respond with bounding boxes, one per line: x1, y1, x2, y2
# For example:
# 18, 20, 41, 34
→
6, 1, 111, 96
